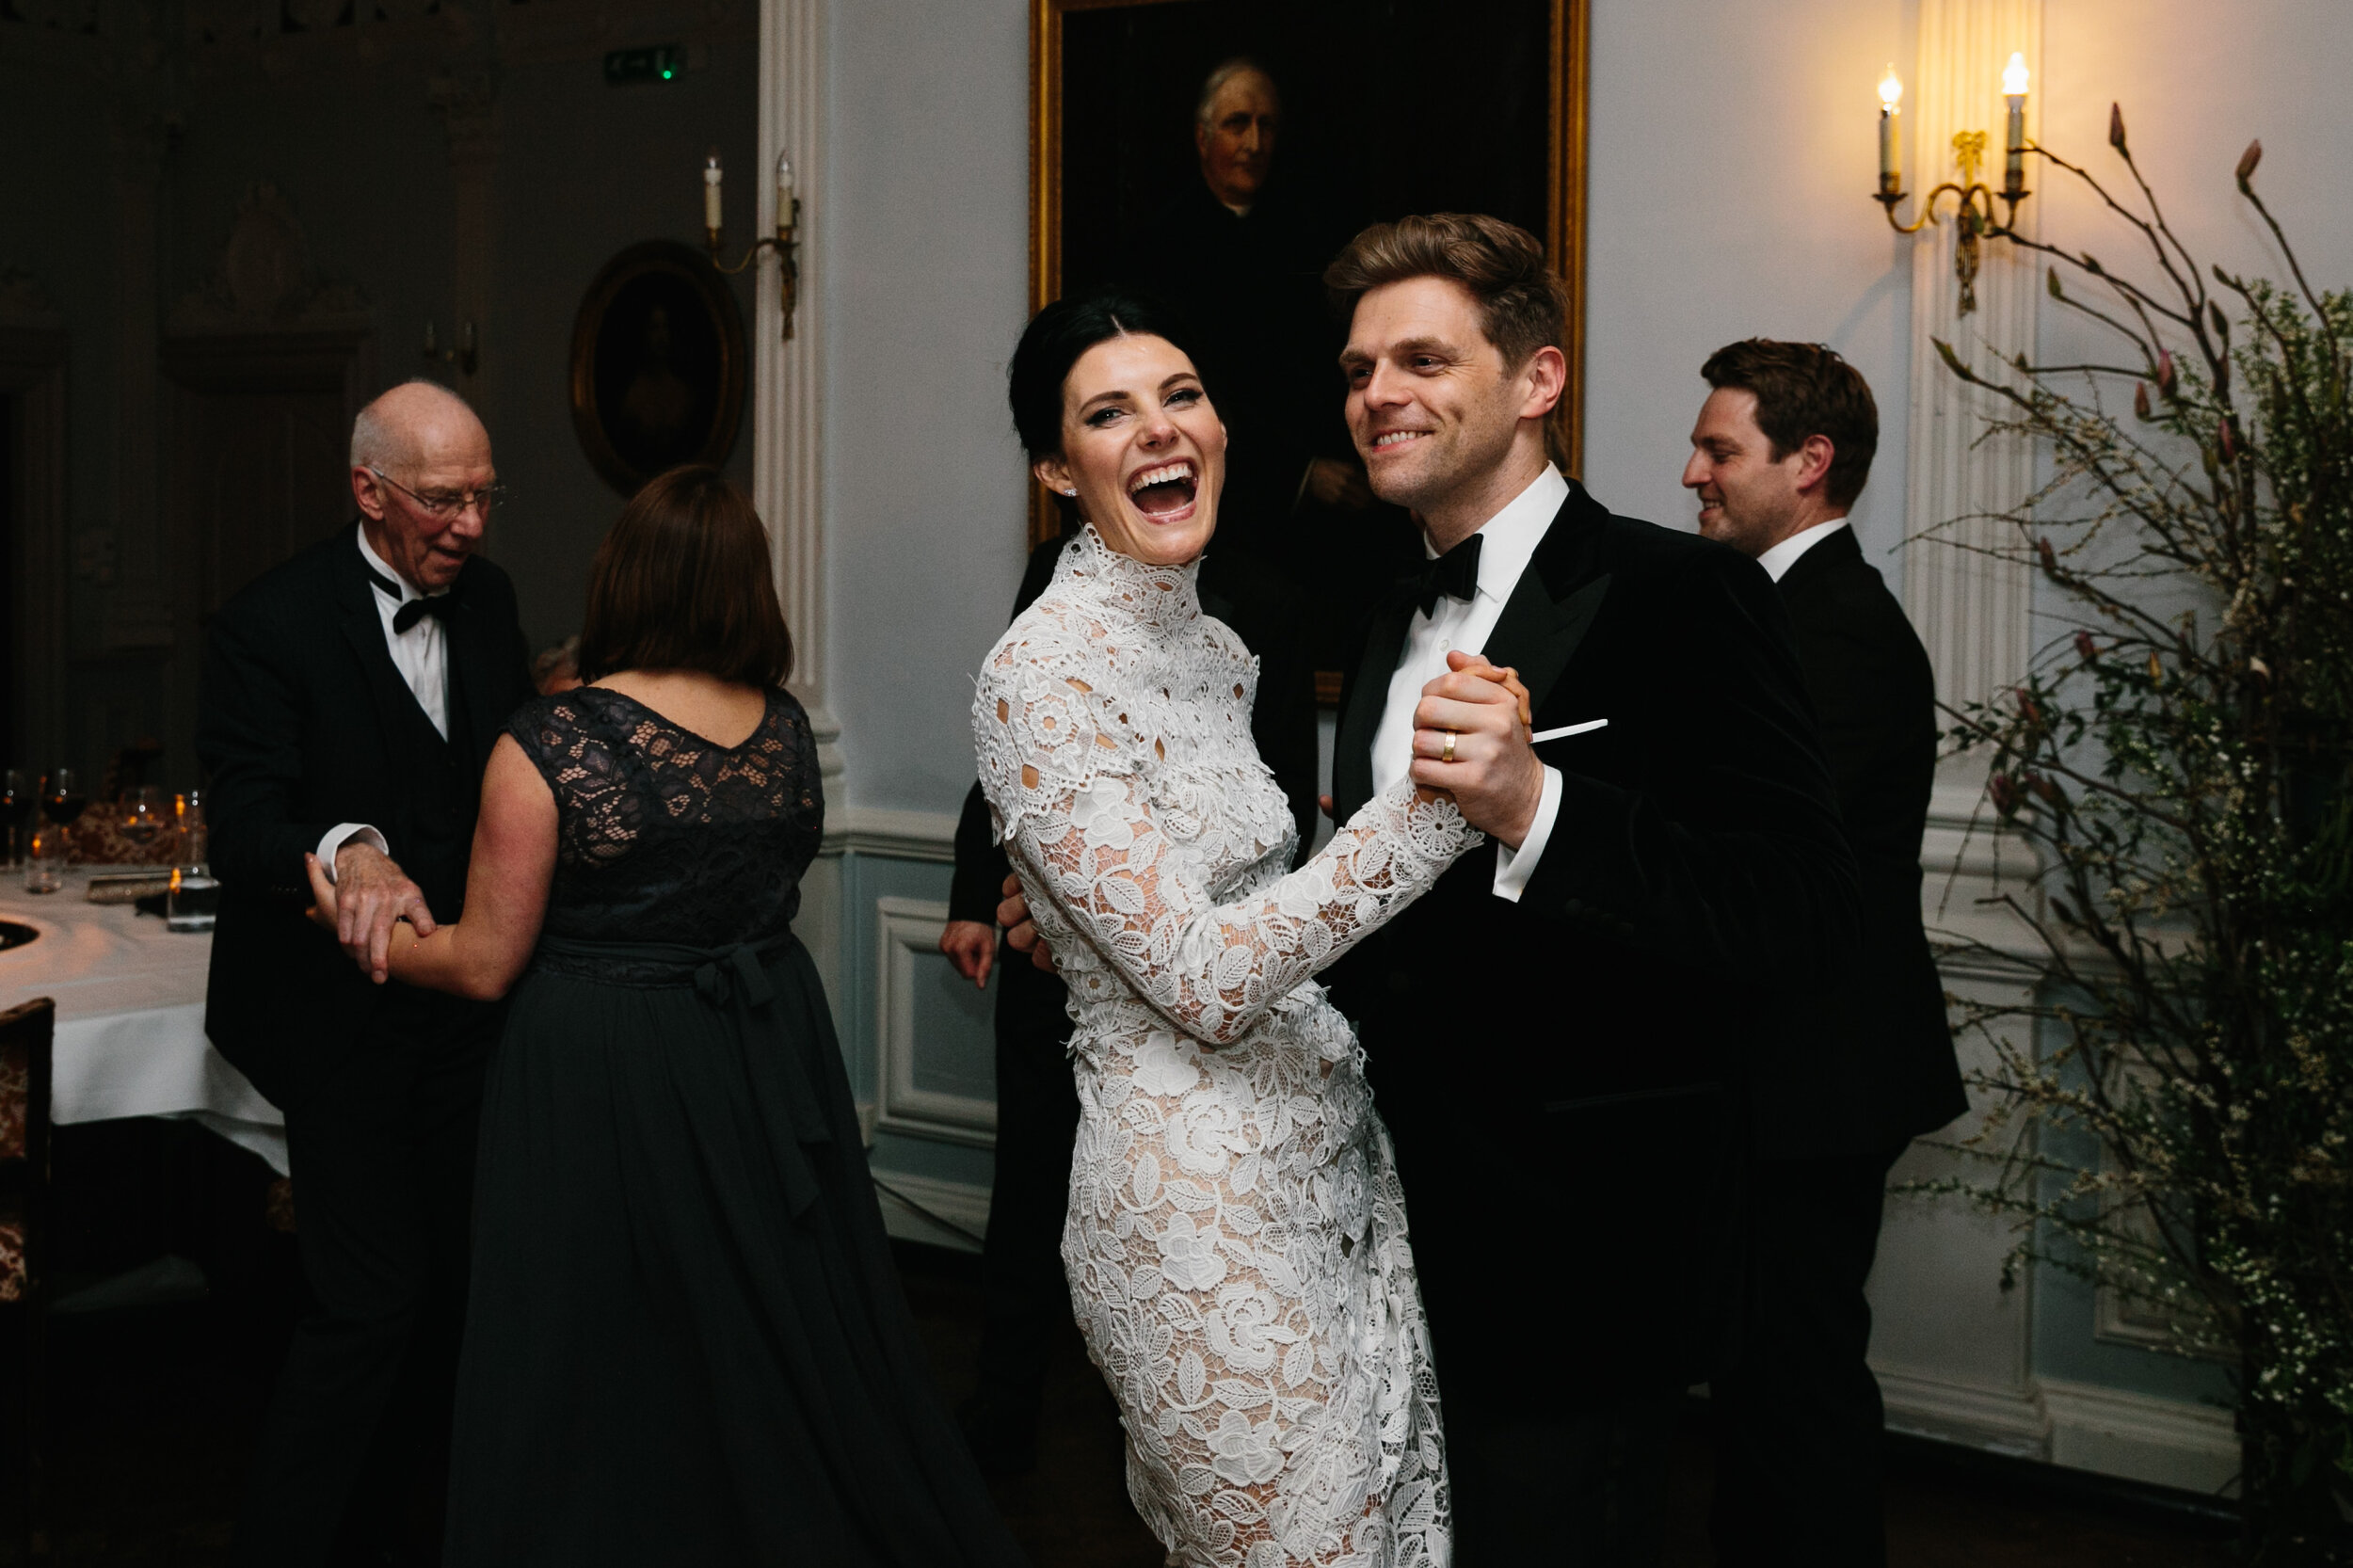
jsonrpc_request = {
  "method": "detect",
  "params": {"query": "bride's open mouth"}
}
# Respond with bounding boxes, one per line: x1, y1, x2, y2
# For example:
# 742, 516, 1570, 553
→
1126, 459, 1199, 522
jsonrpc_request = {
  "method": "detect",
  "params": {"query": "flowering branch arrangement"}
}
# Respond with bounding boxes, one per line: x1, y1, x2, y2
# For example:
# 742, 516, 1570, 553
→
1917, 106, 2352, 1561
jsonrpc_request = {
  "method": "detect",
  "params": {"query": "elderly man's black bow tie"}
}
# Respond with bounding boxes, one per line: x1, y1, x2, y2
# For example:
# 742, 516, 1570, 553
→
363, 564, 454, 634
1409, 534, 1483, 618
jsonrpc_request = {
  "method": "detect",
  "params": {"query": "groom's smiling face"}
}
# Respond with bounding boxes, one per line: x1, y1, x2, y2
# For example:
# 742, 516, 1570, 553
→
1340, 277, 1530, 520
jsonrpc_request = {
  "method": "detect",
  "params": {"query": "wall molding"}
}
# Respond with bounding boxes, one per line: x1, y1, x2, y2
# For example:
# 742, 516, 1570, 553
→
757, 0, 828, 726
826, 806, 959, 863
872, 1169, 990, 1255
1880, 1365, 2240, 1496
872, 895, 997, 1150
1900, 0, 2043, 717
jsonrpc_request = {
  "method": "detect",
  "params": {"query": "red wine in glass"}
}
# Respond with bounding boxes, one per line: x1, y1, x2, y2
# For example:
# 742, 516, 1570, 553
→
42, 767, 85, 825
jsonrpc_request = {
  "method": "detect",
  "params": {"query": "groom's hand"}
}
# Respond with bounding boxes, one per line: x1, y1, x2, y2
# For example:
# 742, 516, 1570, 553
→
1410, 651, 1546, 849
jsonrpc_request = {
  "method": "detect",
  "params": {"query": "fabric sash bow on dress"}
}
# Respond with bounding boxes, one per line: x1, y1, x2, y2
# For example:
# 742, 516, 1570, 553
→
531, 932, 835, 1218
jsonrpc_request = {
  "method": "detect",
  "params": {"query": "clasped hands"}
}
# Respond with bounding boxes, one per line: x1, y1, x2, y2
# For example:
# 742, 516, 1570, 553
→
301, 841, 437, 985
997, 653, 1545, 975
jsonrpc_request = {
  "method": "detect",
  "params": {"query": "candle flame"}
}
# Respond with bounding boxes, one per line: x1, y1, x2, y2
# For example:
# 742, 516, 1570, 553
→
1879, 65, 1903, 110
2002, 52, 2028, 97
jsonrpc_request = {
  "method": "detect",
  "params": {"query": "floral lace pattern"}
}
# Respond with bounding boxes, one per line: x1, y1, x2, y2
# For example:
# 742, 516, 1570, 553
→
505, 686, 822, 984
973, 527, 1480, 1568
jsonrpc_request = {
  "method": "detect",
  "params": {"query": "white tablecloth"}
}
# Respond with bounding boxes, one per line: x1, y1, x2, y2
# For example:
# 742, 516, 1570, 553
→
0, 872, 287, 1174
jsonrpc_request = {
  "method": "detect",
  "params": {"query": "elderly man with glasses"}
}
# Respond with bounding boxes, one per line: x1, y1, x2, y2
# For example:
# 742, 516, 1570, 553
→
198, 377, 533, 1568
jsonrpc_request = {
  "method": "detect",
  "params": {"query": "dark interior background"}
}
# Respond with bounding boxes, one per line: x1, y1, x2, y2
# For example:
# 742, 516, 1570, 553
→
1061, 0, 1556, 296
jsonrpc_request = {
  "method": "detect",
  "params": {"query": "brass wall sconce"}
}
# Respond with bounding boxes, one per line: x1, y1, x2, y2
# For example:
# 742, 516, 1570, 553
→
1872, 55, 2032, 315
422, 318, 479, 376
702, 149, 802, 341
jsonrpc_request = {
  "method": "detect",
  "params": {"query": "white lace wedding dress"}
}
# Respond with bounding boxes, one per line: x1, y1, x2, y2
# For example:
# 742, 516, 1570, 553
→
973, 526, 1481, 1568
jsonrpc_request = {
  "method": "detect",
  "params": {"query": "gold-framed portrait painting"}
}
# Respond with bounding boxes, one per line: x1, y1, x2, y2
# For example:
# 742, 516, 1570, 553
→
1029, 0, 1588, 679
568, 240, 747, 498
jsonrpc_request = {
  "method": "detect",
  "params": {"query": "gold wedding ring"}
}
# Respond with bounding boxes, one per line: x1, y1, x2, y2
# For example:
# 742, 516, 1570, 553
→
1439, 730, 1457, 764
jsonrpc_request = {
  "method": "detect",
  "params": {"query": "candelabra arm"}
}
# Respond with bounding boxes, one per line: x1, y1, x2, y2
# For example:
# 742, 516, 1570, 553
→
705, 197, 802, 341
1877, 179, 1981, 235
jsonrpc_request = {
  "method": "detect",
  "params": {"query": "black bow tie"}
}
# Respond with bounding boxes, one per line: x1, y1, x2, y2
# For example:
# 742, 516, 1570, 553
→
363, 563, 454, 634
1407, 534, 1483, 618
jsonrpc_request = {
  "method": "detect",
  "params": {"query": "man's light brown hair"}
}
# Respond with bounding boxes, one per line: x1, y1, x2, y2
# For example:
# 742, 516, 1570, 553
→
1324, 213, 1566, 374
1699, 339, 1880, 510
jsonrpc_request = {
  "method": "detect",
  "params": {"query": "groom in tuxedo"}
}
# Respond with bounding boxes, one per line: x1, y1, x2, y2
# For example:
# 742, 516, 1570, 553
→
200, 379, 533, 1565
1316, 216, 1861, 1562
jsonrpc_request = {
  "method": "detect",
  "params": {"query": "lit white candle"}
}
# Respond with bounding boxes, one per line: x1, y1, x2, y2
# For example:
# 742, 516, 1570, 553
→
704, 150, 724, 232
775, 149, 795, 232
2002, 53, 2028, 191
1877, 66, 1903, 192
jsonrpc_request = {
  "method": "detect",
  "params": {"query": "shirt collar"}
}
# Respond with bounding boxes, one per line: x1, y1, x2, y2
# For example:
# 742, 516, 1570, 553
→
1754, 517, 1850, 583
1424, 464, 1571, 606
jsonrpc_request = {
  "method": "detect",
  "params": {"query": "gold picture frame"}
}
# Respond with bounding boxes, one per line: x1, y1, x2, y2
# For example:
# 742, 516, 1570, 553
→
568, 240, 748, 499
1027, 0, 1590, 550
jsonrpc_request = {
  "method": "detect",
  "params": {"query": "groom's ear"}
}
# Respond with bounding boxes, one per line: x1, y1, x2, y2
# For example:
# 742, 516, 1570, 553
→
1032, 454, 1075, 498
1516, 344, 1568, 423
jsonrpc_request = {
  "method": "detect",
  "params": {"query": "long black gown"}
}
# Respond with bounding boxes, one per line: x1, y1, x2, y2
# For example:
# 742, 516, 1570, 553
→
443, 685, 1026, 1567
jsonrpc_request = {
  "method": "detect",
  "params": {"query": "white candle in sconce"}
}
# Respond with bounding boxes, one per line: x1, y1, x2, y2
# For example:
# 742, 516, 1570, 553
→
2002, 52, 2029, 192
704, 150, 725, 232
1877, 65, 1903, 193
775, 150, 795, 232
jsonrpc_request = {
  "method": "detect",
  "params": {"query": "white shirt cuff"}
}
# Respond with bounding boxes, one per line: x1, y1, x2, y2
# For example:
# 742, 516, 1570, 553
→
316, 823, 389, 882
1491, 765, 1562, 904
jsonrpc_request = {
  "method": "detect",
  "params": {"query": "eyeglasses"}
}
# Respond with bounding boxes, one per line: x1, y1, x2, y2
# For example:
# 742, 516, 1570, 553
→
369, 468, 508, 523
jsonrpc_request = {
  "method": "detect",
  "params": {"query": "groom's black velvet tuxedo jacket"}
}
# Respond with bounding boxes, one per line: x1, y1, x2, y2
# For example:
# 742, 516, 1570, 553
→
1324, 481, 1862, 1404
197, 527, 534, 1112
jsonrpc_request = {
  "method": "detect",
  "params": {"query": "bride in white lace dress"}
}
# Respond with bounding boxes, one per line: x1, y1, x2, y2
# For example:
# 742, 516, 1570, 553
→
973, 290, 1482, 1568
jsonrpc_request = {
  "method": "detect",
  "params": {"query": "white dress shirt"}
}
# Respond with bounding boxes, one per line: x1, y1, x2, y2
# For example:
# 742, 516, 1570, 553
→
1754, 517, 1849, 584
317, 522, 454, 879
1369, 464, 1570, 904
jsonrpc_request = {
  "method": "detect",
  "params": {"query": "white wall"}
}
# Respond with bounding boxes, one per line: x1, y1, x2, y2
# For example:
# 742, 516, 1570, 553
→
823, 0, 1032, 814
1582, 0, 1917, 567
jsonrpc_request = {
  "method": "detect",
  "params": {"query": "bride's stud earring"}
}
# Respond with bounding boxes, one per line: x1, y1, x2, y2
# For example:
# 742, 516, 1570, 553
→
1063, 488, 1078, 496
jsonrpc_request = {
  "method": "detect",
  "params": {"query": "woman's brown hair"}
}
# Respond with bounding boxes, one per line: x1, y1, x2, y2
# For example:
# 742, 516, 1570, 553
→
576, 465, 793, 688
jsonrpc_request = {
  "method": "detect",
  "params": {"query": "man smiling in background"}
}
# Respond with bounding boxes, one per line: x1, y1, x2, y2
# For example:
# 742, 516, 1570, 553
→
1683, 339, 1967, 1566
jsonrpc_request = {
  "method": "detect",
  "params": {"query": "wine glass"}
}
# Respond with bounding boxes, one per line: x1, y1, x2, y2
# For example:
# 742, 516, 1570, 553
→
174, 789, 209, 871
42, 766, 85, 825
0, 769, 29, 868
41, 762, 84, 861
120, 785, 166, 850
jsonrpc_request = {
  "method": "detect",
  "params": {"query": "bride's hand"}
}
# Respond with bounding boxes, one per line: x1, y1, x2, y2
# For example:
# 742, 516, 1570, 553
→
1455, 655, 1533, 733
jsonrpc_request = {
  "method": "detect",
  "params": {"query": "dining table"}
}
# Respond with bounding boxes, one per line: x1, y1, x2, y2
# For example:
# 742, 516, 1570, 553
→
0, 867, 286, 1175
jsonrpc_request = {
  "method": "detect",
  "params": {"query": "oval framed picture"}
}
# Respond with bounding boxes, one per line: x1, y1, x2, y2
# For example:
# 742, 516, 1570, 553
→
568, 240, 747, 496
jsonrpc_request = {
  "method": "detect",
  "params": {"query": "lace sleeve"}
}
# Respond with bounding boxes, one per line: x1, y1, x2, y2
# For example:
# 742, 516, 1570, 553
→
975, 642, 1480, 1048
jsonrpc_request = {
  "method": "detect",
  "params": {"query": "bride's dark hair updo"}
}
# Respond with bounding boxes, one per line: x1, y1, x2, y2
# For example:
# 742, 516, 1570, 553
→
1008, 284, 1207, 460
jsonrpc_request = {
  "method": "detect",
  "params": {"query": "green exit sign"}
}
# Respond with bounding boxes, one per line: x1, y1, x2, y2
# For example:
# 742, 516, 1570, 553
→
604, 44, 684, 85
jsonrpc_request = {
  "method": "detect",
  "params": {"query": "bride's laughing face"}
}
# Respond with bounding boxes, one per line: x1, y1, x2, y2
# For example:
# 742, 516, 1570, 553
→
1035, 333, 1226, 568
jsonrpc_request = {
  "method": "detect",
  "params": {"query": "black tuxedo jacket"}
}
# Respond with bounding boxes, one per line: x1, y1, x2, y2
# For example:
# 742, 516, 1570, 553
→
196, 527, 534, 1112
1323, 482, 1861, 1403
1773, 526, 1967, 1149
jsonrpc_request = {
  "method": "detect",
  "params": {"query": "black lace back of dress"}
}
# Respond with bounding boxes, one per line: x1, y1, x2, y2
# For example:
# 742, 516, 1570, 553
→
506, 686, 822, 960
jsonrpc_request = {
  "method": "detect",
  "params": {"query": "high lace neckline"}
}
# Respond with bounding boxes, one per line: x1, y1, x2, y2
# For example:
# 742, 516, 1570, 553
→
1055, 524, 1203, 636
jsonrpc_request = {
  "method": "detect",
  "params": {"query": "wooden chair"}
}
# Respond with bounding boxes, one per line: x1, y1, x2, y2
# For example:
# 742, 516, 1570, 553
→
0, 997, 55, 1562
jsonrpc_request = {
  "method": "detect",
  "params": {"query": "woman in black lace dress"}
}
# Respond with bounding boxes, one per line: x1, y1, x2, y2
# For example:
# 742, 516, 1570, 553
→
305, 467, 1025, 1567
